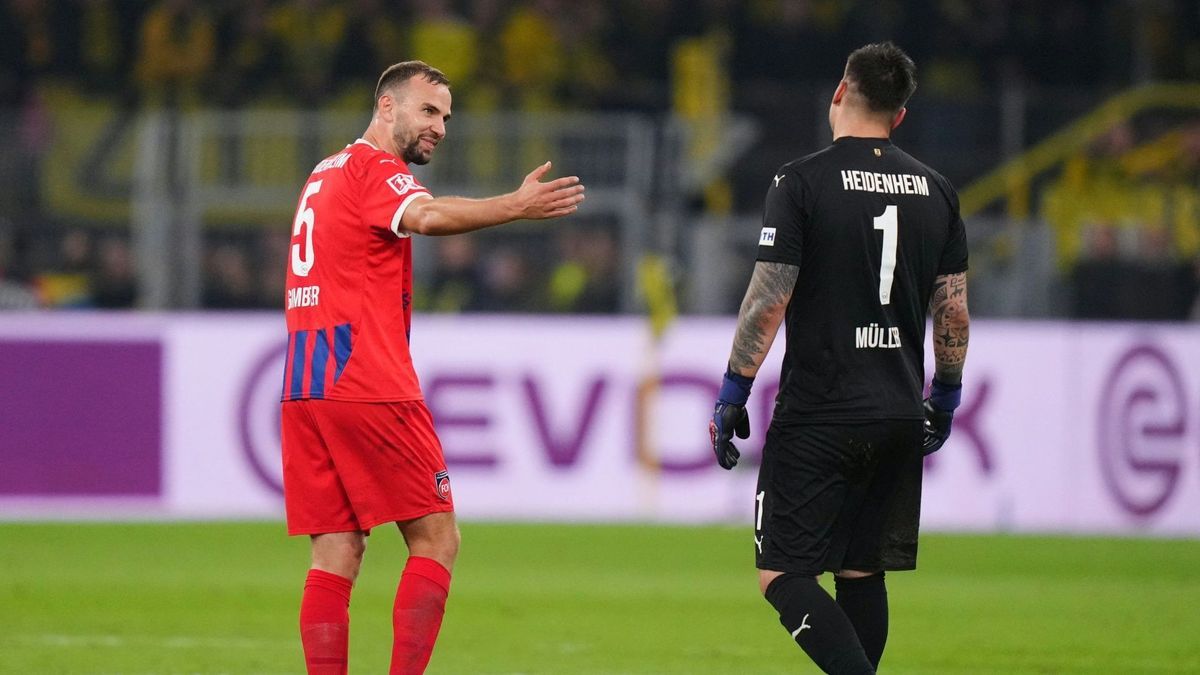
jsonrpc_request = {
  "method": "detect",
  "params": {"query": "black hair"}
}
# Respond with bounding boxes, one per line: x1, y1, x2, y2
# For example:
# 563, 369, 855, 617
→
844, 42, 917, 114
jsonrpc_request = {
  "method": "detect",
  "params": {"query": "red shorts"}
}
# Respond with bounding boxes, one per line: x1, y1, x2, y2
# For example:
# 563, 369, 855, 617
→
281, 399, 454, 535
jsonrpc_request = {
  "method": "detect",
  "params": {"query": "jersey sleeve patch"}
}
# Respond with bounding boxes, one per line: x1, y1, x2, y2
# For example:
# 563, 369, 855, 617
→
757, 167, 804, 265
386, 172, 423, 197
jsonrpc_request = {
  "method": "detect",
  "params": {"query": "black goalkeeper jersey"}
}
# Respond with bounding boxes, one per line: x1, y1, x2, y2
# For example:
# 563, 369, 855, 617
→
756, 136, 969, 423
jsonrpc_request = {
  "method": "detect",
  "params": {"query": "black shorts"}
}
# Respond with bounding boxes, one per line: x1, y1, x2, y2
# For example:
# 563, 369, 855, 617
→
755, 419, 924, 576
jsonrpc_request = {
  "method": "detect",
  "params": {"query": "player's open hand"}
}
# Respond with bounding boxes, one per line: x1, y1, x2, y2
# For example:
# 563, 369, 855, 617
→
513, 161, 585, 219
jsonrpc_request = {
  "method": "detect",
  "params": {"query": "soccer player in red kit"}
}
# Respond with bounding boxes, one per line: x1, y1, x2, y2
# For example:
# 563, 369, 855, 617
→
281, 60, 585, 674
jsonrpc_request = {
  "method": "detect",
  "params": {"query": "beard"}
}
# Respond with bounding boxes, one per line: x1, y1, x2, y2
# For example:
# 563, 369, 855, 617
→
396, 130, 432, 165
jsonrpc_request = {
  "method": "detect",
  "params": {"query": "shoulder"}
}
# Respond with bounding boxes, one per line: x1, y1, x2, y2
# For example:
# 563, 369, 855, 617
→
768, 149, 826, 195
349, 144, 407, 172
924, 167, 960, 209
332, 143, 373, 181
892, 145, 959, 202
348, 146, 424, 194
778, 144, 840, 178
770, 144, 849, 198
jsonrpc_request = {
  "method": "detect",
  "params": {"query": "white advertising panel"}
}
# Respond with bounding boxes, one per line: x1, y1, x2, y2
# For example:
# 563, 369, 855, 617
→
3, 314, 1199, 535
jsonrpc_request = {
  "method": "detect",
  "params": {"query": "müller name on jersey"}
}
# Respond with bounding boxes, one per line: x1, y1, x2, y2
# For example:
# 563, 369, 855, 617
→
855, 322, 900, 349
287, 284, 320, 309
840, 169, 929, 196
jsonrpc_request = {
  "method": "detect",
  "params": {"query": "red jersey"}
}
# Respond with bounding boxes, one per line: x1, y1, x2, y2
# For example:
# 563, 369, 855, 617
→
282, 139, 431, 402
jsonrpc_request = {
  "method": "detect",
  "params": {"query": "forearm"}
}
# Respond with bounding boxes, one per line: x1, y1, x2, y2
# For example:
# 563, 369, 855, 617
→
929, 272, 970, 385
401, 194, 519, 236
727, 261, 797, 378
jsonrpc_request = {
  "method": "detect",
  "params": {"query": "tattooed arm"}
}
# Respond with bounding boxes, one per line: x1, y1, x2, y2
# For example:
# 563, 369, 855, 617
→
710, 260, 796, 470
727, 261, 799, 377
928, 272, 970, 386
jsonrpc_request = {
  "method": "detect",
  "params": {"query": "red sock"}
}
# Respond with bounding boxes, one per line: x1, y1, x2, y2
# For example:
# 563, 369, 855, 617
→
300, 568, 353, 675
390, 556, 452, 675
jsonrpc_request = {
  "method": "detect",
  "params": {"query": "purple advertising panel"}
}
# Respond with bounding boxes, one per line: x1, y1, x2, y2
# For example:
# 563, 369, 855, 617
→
0, 339, 162, 496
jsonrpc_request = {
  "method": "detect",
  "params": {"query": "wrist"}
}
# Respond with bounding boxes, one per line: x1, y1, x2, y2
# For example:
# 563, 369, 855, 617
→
719, 368, 754, 405
502, 191, 524, 221
929, 378, 962, 411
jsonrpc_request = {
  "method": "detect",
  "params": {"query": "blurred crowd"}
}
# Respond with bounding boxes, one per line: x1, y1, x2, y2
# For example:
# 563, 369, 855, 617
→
1, 0, 1199, 314
5, 0, 1186, 112
1044, 121, 1200, 320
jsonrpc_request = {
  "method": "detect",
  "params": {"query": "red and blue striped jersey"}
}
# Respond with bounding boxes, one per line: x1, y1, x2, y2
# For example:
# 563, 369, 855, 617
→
282, 139, 431, 402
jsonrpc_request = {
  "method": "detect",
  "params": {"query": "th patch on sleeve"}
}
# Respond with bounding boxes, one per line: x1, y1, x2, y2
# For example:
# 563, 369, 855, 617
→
759, 227, 777, 246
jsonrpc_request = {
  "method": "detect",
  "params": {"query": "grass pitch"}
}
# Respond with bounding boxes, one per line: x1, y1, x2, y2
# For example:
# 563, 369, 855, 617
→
0, 522, 1197, 674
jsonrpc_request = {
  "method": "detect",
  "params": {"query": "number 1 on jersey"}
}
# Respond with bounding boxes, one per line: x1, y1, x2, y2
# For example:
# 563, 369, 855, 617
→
873, 205, 898, 305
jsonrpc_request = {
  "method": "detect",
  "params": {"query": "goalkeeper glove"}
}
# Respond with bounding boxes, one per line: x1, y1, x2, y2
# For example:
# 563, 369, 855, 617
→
710, 369, 753, 470
922, 378, 962, 455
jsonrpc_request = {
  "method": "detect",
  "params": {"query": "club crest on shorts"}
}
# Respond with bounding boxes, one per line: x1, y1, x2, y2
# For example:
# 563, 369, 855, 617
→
434, 470, 451, 501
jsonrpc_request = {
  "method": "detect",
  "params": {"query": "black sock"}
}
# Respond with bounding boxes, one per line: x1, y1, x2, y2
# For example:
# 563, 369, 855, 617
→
835, 573, 888, 670
764, 574, 874, 674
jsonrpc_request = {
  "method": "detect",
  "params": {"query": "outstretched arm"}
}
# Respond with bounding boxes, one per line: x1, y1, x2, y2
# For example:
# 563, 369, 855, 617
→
928, 271, 969, 385
400, 162, 585, 236
727, 261, 798, 377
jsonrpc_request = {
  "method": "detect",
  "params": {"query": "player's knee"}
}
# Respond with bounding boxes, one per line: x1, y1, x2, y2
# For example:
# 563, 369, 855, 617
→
401, 517, 460, 570
759, 569, 788, 596
311, 532, 367, 580
424, 524, 459, 557
347, 536, 367, 561
432, 523, 460, 566
330, 533, 366, 560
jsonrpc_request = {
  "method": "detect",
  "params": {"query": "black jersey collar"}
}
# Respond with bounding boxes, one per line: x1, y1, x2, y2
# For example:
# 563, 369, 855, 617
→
833, 136, 894, 146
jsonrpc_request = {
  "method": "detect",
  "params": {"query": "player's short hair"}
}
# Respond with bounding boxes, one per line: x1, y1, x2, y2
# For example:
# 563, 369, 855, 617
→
844, 42, 917, 114
374, 61, 451, 109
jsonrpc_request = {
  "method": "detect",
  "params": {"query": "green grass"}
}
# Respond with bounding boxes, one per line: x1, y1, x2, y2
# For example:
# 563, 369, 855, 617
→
0, 523, 1198, 674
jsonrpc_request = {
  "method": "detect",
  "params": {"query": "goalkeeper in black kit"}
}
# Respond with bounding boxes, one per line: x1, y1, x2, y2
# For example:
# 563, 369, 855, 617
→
709, 42, 971, 674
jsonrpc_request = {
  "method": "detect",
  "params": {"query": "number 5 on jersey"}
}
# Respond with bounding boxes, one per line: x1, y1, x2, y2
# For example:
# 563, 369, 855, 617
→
874, 205, 898, 305
292, 180, 323, 277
